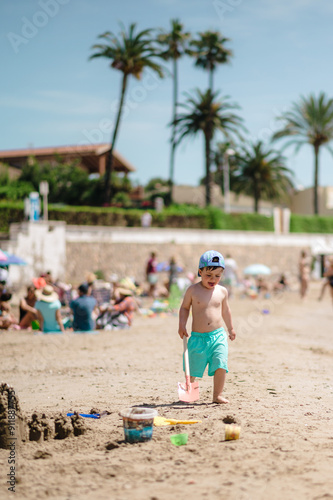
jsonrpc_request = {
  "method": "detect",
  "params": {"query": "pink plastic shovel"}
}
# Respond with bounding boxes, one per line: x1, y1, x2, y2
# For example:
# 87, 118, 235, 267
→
178, 336, 199, 402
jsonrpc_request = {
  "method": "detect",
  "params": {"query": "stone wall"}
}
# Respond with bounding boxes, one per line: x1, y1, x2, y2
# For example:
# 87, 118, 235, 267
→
64, 226, 324, 285
4, 223, 333, 287
66, 240, 304, 285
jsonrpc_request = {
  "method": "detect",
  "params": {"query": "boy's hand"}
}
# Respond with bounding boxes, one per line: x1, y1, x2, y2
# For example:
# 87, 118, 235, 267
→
178, 326, 188, 339
228, 328, 236, 341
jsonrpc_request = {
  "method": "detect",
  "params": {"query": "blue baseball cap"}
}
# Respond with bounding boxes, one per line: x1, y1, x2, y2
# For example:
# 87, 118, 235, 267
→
198, 250, 225, 276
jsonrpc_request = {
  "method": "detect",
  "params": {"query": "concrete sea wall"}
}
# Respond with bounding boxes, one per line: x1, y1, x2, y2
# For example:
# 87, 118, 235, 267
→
3, 222, 333, 287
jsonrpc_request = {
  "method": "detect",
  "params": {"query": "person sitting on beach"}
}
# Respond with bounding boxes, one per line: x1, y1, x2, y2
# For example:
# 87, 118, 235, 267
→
35, 285, 65, 333
112, 288, 138, 326
256, 276, 270, 297
70, 283, 98, 331
0, 301, 19, 330
273, 274, 289, 293
19, 285, 38, 329
96, 287, 138, 329
178, 250, 236, 404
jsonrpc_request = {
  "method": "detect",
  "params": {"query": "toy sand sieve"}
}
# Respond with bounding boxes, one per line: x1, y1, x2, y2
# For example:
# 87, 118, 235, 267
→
119, 407, 158, 443
225, 424, 241, 441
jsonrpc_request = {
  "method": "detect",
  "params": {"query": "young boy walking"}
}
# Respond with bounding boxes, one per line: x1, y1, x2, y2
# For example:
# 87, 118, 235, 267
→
178, 250, 236, 403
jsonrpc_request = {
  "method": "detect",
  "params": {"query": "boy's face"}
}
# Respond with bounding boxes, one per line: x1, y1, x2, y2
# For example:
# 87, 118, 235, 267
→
199, 267, 223, 289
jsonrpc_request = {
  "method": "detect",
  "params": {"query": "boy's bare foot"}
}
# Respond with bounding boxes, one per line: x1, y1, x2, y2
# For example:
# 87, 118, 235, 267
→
213, 396, 229, 404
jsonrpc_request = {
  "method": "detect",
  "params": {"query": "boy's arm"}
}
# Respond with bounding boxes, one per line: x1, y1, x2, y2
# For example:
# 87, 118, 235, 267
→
221, 289, 236, 341
178, 286, 192, 339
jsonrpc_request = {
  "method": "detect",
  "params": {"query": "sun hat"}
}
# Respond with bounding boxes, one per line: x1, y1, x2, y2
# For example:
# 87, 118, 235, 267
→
36, 285, 59, 302
116, 287, 133, 296
85, 272, 96, 284
198, 250, 225, 276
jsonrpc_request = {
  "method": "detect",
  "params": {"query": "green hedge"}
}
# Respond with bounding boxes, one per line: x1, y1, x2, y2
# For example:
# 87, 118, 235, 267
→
0, 202, 273, 232
0, 202, 24, 232
205, 207, 274, 231
290, 214, 333, 233
0, 202, 332, 234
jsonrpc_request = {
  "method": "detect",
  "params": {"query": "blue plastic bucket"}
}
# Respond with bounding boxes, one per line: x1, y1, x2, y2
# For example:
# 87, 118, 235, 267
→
120, 407, 157, 443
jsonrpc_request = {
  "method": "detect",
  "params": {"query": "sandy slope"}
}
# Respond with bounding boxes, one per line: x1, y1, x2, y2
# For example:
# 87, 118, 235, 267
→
0, 286, 333, 500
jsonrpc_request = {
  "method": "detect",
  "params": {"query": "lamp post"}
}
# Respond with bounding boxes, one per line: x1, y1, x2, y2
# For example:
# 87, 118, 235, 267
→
39, 181, 49, 222
223, 148, 235, 213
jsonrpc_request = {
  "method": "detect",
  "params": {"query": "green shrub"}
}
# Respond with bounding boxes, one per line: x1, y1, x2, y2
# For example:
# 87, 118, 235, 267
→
206, 207, 274, 231
290, 214, 333, 233
1, 202, 332, 234
0, 202, 24, 232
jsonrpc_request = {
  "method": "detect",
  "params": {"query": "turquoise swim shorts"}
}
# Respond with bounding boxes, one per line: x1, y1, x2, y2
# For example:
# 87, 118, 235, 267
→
187, 327, 228, 377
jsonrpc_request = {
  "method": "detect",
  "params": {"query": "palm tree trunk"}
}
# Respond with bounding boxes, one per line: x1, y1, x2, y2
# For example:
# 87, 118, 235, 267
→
168, 58, 178, 205
209, 66, 213, 93
104, 73, 128, 204
254, 197, 259, 213
313, 144, 319, 215
254, 182, 259, 213
205, 133, 212, 206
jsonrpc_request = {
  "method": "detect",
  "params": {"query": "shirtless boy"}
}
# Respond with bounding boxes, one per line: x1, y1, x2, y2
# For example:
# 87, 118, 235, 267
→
178, 250, 236, 403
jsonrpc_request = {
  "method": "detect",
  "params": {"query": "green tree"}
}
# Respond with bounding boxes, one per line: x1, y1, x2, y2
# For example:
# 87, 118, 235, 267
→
174, 89, 244, 206
145, 177, 169, 192
189, 30, 232, 91
90, 23, 164, 204
157, 19, 191, 204
0, 166, 34, 201
273, 92, 333, 215
17, 157, 132, 206
233, 141, 294, 213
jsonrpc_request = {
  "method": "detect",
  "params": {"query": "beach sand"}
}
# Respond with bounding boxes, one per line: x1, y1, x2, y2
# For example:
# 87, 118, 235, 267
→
0, 285, 332, 500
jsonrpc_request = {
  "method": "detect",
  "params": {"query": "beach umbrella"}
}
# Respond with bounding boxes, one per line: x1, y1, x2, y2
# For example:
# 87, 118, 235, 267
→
243, 264, 271, 276
156, 262, 183, 272
0, 249, 8, 262
0, 251, 27, 266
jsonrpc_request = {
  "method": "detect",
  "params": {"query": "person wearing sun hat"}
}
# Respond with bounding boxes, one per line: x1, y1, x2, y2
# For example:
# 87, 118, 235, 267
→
35, 285, 65, 333
110, 287, 137, 327
96, 286, 137, 329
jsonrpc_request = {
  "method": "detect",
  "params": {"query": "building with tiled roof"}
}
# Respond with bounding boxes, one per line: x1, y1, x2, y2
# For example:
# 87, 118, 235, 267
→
0, 144, 136, 177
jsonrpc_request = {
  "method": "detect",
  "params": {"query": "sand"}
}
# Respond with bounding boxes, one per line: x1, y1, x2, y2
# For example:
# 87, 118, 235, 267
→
0, 285, 333, 500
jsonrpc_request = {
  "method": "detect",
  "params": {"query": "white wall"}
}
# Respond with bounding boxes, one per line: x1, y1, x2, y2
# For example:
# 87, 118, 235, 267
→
7, 221, 66, 287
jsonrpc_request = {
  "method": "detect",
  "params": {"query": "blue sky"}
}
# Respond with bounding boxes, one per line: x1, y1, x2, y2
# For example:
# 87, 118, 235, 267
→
1, 0, 333, 189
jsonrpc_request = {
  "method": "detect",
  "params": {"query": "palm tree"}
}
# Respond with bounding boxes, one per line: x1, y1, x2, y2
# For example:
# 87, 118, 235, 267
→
189, 31, 232, 92
156, 19, 191, 204
273, 92, 333, 215
174, 89, 244, 206
90, 23, 164, 204
233, 141, 294, 213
